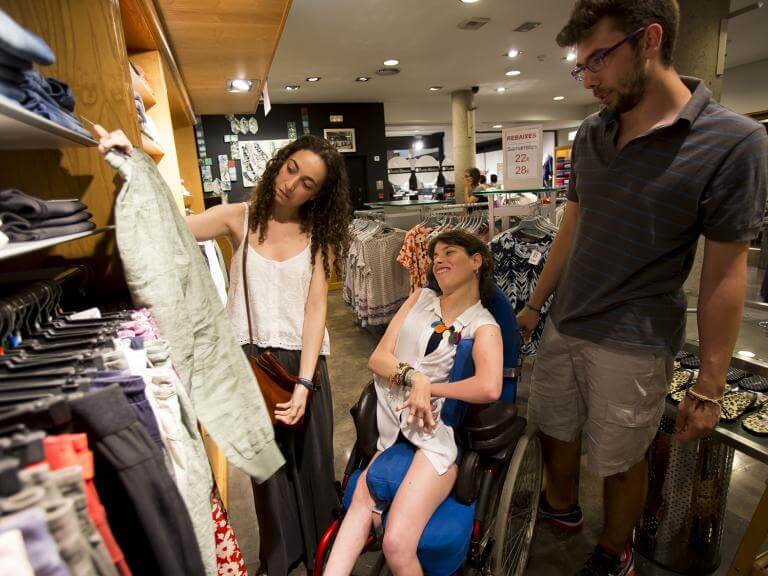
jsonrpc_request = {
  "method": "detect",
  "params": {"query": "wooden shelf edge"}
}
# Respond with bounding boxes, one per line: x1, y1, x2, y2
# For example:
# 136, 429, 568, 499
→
141, 133, 165, 160
0, 227, 113, 261
0, 96, 97, 149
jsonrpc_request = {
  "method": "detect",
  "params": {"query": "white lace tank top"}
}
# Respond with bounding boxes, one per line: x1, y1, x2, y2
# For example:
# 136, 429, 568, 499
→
226, 203, 331, 355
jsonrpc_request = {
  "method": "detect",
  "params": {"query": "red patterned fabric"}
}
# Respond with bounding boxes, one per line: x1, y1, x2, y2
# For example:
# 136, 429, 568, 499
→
212, 488, 247, 576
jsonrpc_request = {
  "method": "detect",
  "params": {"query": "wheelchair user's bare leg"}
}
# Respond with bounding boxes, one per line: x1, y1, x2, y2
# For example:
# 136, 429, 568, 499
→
324, 453, 381, 576
382, 450, 457, 576
541, 431, 581, 510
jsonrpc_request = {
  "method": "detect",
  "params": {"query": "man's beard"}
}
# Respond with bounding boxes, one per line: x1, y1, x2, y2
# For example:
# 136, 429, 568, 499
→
598, 51, 648, 114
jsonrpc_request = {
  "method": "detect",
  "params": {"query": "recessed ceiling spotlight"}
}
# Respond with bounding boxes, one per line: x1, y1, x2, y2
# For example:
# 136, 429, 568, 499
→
738, 350, 757, 358
505, 70, 521, 77
227, 79, 254, 92
356, 76, 370, 82
460, 0, 481, 3
305, 76, 321, 82
285, 85, 300, 91
553, 96, 565, 101
495, 87, 506, 93
566, 51, 577, 62
507, 49, 519, 58
383, 58, 400, 66
493, 124, 503, 128
428, 86, 443, 91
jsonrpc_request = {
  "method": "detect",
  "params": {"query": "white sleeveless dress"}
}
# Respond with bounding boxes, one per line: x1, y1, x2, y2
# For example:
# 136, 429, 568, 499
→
374, 288, 499, 475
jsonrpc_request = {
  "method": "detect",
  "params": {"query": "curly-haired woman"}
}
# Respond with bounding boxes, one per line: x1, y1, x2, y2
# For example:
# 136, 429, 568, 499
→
95, 128, 352, 575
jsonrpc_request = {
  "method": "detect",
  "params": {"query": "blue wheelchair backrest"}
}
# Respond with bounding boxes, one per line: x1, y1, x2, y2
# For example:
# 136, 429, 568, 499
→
442, 284, 520, 427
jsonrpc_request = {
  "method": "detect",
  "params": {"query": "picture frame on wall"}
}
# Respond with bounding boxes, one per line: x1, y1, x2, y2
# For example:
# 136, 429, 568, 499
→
323, 128, 356, 153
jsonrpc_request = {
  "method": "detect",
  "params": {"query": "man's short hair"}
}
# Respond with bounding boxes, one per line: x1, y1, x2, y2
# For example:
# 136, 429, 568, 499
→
556, 0, 680, 67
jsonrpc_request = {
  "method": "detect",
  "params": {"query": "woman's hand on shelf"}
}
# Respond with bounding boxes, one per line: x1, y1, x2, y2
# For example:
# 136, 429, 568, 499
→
94, 124, 133, 156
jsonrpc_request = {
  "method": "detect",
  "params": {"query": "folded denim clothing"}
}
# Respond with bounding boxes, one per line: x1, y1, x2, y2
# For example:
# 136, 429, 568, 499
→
4, 220, 95, 242
45, 77, 75, 112
0, 63, 24, 84
16, 69, 90, 136
0, 80, 25, 102
0, 189, 86, 220
1, 210, 92, 231
0, 8, 55, 65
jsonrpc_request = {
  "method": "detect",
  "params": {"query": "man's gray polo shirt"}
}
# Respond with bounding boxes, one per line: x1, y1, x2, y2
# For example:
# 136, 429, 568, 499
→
550, 76, 768, 353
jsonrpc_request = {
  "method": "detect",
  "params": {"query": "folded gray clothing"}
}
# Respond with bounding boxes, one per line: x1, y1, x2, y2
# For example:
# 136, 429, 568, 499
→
0, 47, 32, 71
1, 210, 92, 230
0, 188, 86, 220
4, 220, 95, 242
0, 8, 55, 65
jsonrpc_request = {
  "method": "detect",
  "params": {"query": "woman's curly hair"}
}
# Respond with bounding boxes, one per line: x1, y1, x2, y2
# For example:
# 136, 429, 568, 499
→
248, 134, 352, 279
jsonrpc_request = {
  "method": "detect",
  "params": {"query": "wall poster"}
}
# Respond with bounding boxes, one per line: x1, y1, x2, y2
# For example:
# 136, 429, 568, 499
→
239, 139, 292, 188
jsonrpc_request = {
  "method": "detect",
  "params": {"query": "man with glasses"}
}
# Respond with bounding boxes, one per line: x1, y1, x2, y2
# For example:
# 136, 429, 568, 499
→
516, 1, 768, 574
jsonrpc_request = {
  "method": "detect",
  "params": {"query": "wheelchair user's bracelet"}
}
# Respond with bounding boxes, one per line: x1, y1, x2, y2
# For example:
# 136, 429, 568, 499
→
390, 362, 412, 389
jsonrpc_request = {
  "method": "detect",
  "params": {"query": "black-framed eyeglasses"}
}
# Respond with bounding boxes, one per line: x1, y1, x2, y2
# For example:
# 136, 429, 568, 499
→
570, 27, 647, 81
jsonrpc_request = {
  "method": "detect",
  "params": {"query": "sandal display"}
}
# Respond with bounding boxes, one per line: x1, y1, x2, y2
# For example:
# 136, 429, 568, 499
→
679, 354, 701, 370
721, 391, 767, 423
668, 369, 695, 397
726, 367, 749, 384
738, 375, 768, 393
743, 404, 768, 436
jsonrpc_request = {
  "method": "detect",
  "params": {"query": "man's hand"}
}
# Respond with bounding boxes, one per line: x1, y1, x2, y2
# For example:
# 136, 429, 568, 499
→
516, 307, 541, 343
673, 395, 720, 441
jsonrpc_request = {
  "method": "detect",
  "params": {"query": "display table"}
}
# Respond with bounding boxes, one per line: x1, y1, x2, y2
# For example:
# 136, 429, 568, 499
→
637, 305, 768, 575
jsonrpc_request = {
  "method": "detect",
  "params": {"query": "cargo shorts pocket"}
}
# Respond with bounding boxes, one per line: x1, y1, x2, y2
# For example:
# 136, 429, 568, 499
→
605, 398, 664, 429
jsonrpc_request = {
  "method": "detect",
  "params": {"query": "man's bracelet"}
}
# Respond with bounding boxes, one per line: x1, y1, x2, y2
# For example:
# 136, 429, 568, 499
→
686, 388, 724, 407
525, 303, 542, 314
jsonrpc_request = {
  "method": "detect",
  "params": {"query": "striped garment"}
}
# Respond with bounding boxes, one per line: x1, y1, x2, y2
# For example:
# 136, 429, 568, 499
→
551, 76, 768, 353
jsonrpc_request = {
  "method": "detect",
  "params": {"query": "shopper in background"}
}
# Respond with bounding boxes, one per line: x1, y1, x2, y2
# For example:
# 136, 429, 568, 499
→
324, 230, 503, 576
95, 128, 353, 576
516, 1, 768, 575
464, 167, 488, 203
489, 173, 499, 188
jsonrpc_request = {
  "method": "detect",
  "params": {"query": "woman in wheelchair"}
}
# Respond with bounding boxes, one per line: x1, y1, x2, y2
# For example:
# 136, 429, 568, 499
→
325, 229, 503, 575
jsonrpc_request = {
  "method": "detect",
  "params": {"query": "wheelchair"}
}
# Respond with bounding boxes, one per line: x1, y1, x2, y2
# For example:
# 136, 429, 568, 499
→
315, 286, 543, 576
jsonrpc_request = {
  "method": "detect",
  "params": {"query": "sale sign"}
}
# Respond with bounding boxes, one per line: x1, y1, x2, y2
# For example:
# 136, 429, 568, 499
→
502, 125, 543, 190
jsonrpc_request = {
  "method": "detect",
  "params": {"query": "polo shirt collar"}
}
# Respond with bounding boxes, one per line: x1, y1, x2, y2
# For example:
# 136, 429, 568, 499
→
598, 75, 710, 128
424, 289, 485, 329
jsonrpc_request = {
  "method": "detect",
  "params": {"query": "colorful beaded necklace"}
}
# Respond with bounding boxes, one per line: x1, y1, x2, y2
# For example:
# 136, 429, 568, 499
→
430, 318, 462, 346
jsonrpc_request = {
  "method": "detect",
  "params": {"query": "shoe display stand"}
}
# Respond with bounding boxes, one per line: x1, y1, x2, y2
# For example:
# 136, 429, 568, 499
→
637, 306, 768, 575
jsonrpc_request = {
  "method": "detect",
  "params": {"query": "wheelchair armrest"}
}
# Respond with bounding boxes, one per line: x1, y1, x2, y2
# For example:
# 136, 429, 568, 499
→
454, 450, 481, 504
350, 380, 380, 461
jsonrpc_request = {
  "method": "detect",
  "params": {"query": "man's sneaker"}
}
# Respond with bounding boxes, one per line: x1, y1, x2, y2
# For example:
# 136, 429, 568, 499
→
577, 544, 635, 576
538, 492, 584, 532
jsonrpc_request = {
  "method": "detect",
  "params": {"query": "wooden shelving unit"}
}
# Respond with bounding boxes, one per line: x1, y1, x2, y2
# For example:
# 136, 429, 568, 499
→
0, 227, 113, 261
141, 133, 165, 160
130, 64, 157, 109
0, 97, 97, 149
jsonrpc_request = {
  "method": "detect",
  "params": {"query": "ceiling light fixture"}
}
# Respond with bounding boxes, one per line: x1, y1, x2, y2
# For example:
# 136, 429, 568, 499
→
507, 49, 519, 58
356, 76, 370, 82
285, 85, 300, 91
227, 79, 254, 92
460, 0, 481, 3
738, 350, 757, 358
413, 138, 424, 151
495, 87, 506, 93
566, 51, 577, 62
493, 124, 503, 128
306, 76, 321, 82
384, 58, 400, 66
428, 86, 443, 91
505, 70, 521, 77
553, 96, 565, 101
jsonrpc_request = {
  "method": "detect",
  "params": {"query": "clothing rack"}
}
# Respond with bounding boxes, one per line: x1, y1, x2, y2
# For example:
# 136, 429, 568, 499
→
353, 209, 385, 222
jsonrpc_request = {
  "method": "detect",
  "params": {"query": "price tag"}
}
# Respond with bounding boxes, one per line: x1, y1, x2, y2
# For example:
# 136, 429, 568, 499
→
528, 250, 542, 265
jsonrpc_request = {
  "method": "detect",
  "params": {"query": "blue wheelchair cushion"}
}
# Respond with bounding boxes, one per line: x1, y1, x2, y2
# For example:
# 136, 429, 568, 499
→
343, 442, 476, 575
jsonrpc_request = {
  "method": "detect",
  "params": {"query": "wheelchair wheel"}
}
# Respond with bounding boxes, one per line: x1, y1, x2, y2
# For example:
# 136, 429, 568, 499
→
489, 430, 542, 575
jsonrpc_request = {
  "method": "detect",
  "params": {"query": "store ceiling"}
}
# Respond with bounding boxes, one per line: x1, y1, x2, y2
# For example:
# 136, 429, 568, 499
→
265, 0, 768, 132
154, 0, 292, 114
154, 0, 768, 127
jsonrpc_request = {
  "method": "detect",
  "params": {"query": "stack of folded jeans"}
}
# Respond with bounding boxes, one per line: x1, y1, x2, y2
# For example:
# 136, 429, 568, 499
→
0, 9, 91, 137
0, 188, 95, 243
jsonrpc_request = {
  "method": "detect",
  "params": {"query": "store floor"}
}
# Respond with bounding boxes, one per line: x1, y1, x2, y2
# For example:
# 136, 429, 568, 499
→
227, 289, 768, 576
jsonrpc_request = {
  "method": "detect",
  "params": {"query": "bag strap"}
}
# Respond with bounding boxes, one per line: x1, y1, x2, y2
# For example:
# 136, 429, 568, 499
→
242, 229, 255, 355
